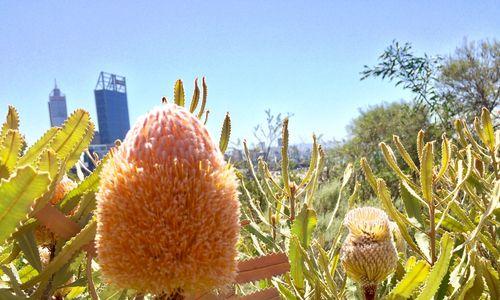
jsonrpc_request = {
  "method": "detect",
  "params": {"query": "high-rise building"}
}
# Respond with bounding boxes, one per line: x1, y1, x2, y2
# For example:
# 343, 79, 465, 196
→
94, 72, 130, 144
48, 80, 68, 126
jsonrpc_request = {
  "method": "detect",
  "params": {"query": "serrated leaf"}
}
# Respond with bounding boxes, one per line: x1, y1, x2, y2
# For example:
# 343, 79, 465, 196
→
18, 127, 59, 167
377, 179, 425, 259
291, 205, 317, 248
416, 232, 454, 300
49, 109, 91, 165
15, 229, 42, 272
400, 182, 424, 226
436, 135, 450, 181
479, 107, 495, 151
0, 166, 50, 244
476, 257, 499, 299
174, 79, 185, 107
189, 78, 200, 113
281, 118, 290, 197
417, 129, 425, 164
360, 157, 377, 194
65, 122, 94, 171
0, 129, 23, 178
1, 105, 20, 139
219, 113, 231, 153
289, 236, 305, 291
20, 219, 96, 289
420, 142, 434, 203
59, 152, 110, 214
289, 206, 316, 291
197, 77, 208, 119
380, 142, 413, 185
388, 260, 430, 299
35, 149, 60, 181
393, 135, 418, 172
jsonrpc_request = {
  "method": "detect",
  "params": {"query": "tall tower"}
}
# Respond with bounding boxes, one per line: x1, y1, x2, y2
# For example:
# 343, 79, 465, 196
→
94, 72, 130, 144
48, 80, 68, 126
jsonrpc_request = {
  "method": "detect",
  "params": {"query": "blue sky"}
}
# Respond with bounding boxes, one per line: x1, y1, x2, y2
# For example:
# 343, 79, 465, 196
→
0, 1, 498, 145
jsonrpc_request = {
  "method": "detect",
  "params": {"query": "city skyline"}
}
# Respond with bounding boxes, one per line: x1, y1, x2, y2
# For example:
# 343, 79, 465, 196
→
48, 80, 68, 127
1, 1, 498, 145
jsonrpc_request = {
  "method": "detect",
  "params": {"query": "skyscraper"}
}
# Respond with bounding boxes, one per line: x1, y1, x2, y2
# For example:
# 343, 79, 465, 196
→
48, 80, 68, 126
94, 72, 130, 144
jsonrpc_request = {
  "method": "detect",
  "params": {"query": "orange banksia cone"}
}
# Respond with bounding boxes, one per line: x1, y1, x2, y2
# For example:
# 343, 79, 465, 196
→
96, 104, 240, 296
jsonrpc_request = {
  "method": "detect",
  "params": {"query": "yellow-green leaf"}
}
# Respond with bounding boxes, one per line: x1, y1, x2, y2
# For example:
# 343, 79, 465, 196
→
1, 105, 20, 140
18, 127, 59, 167
420, 142, 434, 203
0, 129, 23, 178
173, 79, 185, 107
479, 107, 495, 151
219, 113, 231, 153
0, 166, 50, 244
189, 78, 200, 113
416, 232, 454, 300
197, 77, 208, 119
388, 260, 430, 299
21, 219, 96, 289
393, 135, 418, 172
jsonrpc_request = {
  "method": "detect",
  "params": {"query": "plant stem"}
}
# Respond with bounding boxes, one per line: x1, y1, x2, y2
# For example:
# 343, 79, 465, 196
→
429, 199, 436, 265
363, 284, 377, 300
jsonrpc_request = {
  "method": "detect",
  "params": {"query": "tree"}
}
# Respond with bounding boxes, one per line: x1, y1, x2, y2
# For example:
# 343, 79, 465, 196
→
327, 101, 437, 195
253, 109, 292, 163
439, 39, 499, 125
362, 39, 499, 129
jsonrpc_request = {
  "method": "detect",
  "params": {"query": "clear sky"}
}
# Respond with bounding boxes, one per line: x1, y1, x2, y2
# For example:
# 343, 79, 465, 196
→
1, 1, 498, 145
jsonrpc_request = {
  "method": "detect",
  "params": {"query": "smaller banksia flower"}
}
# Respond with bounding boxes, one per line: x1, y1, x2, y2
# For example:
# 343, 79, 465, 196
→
340, 207, 397, 300
35, 176, 77, 246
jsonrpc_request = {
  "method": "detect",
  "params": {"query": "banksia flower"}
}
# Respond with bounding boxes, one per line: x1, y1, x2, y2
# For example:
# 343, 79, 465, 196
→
340, 207, 397, 300
96, 104, 240, 296
35, 176, 77, 245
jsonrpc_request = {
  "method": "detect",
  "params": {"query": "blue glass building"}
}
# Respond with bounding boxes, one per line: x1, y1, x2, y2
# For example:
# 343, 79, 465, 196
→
94, 72, 130, 144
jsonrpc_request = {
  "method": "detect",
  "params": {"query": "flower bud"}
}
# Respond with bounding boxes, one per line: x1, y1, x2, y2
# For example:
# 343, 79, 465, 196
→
340, 207, 397, 297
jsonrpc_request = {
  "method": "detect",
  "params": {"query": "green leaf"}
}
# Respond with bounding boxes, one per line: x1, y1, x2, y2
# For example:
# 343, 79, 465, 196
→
0, 130, 23, 179
420, 142, 434, 203
189, 78, 200, 113
15, 229, 42, 272
480, 108, 495, 151
377, 179, 425, 259
173, 79, 185, 107
291, 205, 317, 248
50, 110, 92, 167
360, 157, 377, 194
21, 219, 96, 289
0, 289, 27, 300
1, 105, 20, 139
400, 182, 424, 227
476, 258, 499, 300
59, 152, 110, 214
436, 135, 450, 181
281, 118, 291, 197
416, 232, 454, 300
380, 142, 413, 186
219, 113, 231, 153
196, 77, 208, 119
18, 127, 59, 167
65, 122, 94, 170
289, 206, 317, 291
388, 260, 430, 299
393, 135, 418, 172
289, 236, 305, 291
35, 149, 60, 181
417, 129, 425, 164
0, 166, 50, 244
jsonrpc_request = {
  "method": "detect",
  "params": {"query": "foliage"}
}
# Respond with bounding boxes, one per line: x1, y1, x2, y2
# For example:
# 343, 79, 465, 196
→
362, 39, 499, 129
0, 76, 498, 299
327, 101, 437, 197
